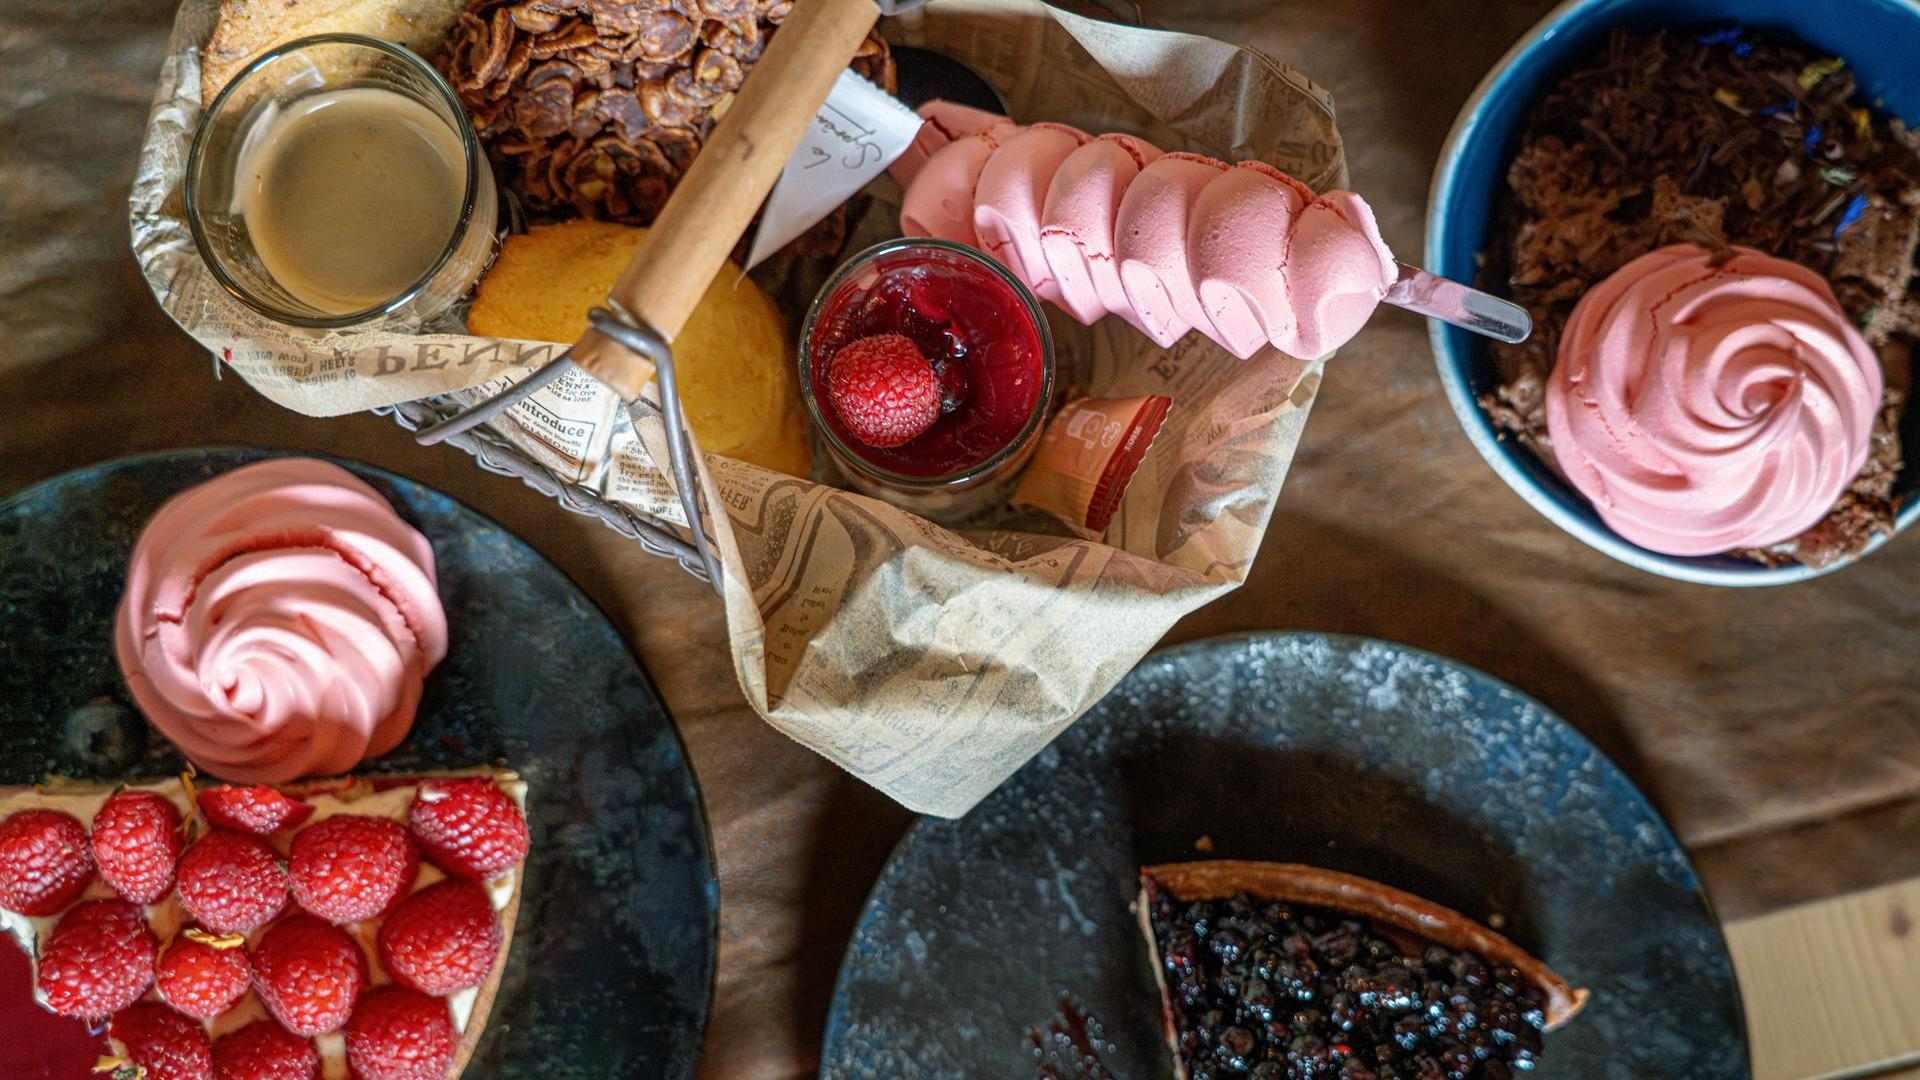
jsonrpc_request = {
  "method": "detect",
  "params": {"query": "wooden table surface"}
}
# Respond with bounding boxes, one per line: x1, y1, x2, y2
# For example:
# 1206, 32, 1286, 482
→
3, 0, 1918, 1076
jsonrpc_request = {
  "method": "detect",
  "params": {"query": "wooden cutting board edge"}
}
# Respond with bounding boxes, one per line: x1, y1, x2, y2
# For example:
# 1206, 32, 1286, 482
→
1726, 876, 1920, 1080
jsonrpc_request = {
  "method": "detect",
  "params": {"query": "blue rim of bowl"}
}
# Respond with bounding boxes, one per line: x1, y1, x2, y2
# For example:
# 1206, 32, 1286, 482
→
1426, 0, 1920, 587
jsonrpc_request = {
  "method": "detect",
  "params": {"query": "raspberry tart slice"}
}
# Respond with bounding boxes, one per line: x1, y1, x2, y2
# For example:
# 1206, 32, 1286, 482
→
0, 769, 529, 1079
1139, 861, 1588, 1080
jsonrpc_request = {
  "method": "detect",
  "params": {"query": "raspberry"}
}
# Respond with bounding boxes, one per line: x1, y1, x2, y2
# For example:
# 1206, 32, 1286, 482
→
156, 927, 253, 1020
112, 1001, 213, 1080
0, 808, 96, 915
377, 879, 501, 995
196, 786, 313, 836
37, 898, 156, 1018
344, 986, 456, 1080
92, 790, 184, 904
211, 1019, 320, 1080
408, 779, 528, 880
250, 914, 368, 1037
176, 830, 288, 934
288, 816, 418, 923
825, 333, 940, 448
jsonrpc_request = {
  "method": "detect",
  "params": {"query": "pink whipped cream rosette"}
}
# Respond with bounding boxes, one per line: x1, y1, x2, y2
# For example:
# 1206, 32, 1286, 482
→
114, 459, 449, 783
1546, 244, 1884, 556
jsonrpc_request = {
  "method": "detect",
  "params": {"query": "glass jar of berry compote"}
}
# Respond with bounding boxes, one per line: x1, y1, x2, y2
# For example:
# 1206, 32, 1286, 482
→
799, 238, 1056, 523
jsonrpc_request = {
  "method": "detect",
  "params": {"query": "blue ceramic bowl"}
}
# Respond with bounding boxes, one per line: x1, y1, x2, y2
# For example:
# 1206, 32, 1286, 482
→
1428, 0, 1920, 586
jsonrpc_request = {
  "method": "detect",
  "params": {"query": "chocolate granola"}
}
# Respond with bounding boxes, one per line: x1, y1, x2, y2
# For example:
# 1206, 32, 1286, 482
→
1478, 26, 1916, 567
438, 0, 894, 250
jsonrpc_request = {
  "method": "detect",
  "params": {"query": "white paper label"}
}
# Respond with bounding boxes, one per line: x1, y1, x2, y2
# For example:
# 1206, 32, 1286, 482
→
744, 70, 922, 270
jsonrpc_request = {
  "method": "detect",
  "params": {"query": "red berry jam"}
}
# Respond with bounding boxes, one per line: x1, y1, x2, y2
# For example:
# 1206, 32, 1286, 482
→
806, 242, 1049, 480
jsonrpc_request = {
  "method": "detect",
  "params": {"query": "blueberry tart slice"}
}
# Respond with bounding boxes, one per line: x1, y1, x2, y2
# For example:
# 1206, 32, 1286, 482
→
1139, 862, 1588, 1079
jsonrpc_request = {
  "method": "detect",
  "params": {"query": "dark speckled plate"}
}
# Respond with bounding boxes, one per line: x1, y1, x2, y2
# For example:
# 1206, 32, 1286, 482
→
0, 448, 717, 1079
820, 633, 1748, 1079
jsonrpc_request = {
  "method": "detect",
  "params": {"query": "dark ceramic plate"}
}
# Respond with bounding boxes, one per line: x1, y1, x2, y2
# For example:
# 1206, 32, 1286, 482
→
820, 633, 1748, 1079
0, 448, 717, 1079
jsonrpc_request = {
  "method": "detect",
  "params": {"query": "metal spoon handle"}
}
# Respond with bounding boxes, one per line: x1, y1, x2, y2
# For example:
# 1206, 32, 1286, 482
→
1384, 261, 1531, 344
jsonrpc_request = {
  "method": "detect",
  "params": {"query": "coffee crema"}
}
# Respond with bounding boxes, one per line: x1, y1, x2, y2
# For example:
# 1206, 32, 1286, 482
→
237, 88, 466, 315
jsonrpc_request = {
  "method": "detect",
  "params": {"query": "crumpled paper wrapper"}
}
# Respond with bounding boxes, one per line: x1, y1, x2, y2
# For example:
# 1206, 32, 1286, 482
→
132, 0, 1350, 817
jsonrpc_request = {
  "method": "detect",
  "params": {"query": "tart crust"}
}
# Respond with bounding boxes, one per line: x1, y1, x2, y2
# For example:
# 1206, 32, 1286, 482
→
1137, 859, 1589, 1075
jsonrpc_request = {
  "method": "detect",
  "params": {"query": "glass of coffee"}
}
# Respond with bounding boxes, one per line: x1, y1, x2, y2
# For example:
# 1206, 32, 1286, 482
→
186, 34, 497, 329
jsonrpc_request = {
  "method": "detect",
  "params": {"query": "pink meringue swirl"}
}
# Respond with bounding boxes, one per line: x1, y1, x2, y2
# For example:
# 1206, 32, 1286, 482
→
896, 108, 1396, 360
1546, 244, 1883, 556
113, 459, 449, 783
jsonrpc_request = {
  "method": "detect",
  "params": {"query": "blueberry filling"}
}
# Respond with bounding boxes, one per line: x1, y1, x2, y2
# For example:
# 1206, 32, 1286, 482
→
1149, 891, 1547, 1080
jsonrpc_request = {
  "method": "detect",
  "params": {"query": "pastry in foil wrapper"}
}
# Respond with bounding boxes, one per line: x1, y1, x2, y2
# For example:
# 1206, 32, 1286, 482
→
1014, 395, 1172, 539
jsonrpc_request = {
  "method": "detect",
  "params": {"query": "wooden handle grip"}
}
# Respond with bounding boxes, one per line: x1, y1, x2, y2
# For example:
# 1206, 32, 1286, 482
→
569, 0, 882, 400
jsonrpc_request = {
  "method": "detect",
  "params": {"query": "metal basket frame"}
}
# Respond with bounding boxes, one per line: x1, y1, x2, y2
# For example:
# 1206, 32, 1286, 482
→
386, 305, 725, 592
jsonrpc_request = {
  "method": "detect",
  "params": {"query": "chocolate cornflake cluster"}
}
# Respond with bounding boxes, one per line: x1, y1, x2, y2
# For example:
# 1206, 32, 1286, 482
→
439, 0, 894, 231
1478, 26, 1916, 568
1149, 891, 1547, 1079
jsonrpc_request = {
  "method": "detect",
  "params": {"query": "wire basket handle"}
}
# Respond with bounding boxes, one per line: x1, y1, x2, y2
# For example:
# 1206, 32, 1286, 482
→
417, 0, 887, 589
572, 0, 883, 398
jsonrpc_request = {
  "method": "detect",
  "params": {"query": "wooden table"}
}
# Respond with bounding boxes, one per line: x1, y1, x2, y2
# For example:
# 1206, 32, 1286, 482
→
2, 0, 1917, 1076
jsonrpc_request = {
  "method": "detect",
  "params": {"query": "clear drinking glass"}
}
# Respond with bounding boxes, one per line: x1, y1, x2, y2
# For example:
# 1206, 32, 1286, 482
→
185, 34, 496, 330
